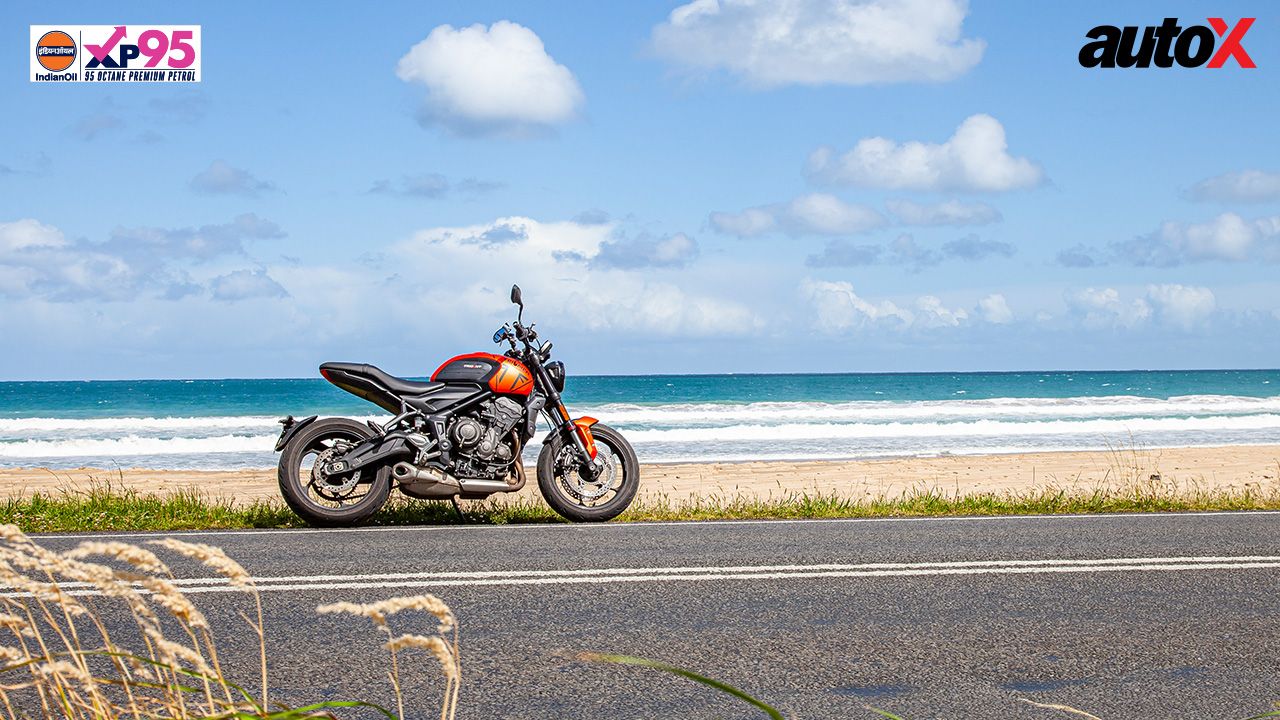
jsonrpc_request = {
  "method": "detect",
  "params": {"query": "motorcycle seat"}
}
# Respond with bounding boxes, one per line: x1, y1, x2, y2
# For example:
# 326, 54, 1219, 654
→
320, 362, 444, 396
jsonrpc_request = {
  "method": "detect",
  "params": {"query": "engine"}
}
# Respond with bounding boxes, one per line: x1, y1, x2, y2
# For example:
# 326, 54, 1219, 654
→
447, 397, 524, 479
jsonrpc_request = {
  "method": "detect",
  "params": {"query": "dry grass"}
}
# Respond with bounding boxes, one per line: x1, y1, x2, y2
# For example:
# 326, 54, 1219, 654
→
0, 524, 457, 719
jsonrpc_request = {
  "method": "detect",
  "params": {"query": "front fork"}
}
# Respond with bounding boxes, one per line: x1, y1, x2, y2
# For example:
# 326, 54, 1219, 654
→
549, 400, 601, 479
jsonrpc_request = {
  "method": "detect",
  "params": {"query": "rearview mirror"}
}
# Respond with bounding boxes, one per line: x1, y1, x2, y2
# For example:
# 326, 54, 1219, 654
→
510, 284, 523, 307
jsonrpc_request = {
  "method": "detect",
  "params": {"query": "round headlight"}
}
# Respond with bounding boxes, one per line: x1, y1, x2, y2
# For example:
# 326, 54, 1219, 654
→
546, 360, 566, 393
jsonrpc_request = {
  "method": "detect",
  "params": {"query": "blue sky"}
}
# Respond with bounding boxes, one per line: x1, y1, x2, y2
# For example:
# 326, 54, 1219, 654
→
2, 1, 1278, 380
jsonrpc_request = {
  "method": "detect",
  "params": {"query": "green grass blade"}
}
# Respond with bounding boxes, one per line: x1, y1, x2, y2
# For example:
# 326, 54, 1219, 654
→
865, 707, 909, 719
582, 652, 785, 720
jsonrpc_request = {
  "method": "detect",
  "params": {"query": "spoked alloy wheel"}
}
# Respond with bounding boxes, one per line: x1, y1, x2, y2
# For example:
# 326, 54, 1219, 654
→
537, 423, 639, 522
277, 418, 390, 527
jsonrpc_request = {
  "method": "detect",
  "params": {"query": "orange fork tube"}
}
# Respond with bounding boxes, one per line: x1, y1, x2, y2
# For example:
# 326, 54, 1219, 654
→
556, 404, 598, 460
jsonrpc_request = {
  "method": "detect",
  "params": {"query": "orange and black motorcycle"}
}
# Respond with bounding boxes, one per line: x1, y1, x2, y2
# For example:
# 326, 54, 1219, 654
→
274, 285, 639, 526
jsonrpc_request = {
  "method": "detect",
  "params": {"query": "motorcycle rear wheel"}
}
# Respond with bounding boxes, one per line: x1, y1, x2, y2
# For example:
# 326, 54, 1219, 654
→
537, 423, 639, 522
277, 418, 391, 527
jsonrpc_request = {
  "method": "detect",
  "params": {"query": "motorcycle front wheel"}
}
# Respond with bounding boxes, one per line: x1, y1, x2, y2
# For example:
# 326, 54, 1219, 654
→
536, 423, 640, 522
277, 418, 391, 527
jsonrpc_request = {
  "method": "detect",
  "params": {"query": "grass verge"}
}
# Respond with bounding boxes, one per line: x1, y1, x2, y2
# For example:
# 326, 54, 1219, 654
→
2, 479, 1279, 533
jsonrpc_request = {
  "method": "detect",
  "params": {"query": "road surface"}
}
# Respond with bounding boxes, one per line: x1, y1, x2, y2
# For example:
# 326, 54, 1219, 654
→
31, 511, 1280, 719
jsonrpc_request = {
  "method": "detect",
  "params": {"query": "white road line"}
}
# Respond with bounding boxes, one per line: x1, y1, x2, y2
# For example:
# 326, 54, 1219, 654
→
30, 509, 1280, 541
40, 554, 1280, 589
16, 555, 1280, 598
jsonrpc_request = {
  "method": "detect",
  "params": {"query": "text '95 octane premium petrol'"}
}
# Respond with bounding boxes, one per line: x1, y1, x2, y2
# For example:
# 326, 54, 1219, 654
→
274, 285, 640, 526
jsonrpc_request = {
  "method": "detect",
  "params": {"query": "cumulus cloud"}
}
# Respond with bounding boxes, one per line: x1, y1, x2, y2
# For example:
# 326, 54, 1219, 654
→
978, 293, 1012, 324
1189, 170, 1280, 203
190, 161, 277, 197
209, 269, 289, 302
369, 173, 503, 199
1064, 287, 1152, 330
1146, 284, 1215, 330
651, 0, 985, 87
0, 215, 286, 302
887, 199, 1001, 226
396, 21, 584, 136
710, 193, 884, 237
591, 232, 699, 269
393, 217, 754, 337
807, 114, 1044, 192
801, 279, 970, 332
1112, 212, 1280, 267
1063, 285, 1216, 331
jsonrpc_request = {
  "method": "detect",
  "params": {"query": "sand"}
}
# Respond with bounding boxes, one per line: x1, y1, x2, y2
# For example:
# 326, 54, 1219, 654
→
2, 445, 1277, 506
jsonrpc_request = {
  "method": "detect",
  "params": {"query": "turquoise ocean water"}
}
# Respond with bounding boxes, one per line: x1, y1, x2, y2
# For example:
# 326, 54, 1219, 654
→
0, 370, 1277, 469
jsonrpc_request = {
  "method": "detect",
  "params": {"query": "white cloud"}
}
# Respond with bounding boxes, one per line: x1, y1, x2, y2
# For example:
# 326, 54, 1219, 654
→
1190, 170, 1280, 203
978, 293, 1012, 324
914, 295, 968, 327
1146, 284, 1215, 330
887, 199, 1001, 226
652, 0, 985, 87
1064, 287, 1152, 330
1114, 212, 1280, 266
391, 217, 755, 337
0, 216, 286, 302
396, 21, 584, 135
801, 279, 969, 332
802, 279, 912, 331
807, 114, 1044, 192
1063, 285, 1218, 332
0, 218, 66, 253
209, 269, 289, 302
710, 193, 884, 237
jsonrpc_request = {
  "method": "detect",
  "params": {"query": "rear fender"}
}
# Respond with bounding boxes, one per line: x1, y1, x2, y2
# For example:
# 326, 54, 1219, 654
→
275, 415, 317, 452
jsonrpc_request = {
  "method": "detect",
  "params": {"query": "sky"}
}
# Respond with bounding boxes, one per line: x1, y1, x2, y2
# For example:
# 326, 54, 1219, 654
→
2, 1, 1278, 380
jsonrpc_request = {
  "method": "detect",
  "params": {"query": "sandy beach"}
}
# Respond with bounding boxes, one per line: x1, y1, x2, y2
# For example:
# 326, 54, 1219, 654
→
2, 444, 1277, 506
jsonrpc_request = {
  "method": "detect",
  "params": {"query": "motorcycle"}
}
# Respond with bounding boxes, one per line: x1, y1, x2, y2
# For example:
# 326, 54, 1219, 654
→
274, 284, 640, 526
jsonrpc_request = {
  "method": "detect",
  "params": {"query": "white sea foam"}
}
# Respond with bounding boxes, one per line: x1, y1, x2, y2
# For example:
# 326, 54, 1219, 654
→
620, 413, 1280, 443
577, 395, 1280, 426
0, 434, 280, 458
2, 394, 1278, 467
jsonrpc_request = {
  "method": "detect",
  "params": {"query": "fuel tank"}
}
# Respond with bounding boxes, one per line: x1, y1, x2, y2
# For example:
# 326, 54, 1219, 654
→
431, 352, 534, 396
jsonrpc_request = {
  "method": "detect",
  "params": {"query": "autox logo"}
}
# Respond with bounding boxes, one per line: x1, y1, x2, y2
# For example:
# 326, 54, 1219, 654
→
1079, 17, 1255, 69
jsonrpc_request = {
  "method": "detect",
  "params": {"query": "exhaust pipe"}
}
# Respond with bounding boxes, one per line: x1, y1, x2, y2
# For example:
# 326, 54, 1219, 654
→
391, 462, 461, 499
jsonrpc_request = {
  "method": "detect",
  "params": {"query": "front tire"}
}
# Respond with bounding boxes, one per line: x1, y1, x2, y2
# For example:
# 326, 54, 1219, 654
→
277, 418, 391, 527
537, 423, 639, 522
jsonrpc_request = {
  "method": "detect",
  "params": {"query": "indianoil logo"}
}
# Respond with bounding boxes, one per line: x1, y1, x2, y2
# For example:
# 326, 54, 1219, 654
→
35, 30, 77, 72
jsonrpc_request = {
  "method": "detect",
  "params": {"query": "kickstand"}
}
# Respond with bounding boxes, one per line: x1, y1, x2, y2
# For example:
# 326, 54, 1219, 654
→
449, 496, 466, 522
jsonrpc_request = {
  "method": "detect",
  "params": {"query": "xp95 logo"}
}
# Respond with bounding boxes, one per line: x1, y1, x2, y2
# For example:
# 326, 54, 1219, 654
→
30, 25, 201, 83
1079, 17, 1254, 69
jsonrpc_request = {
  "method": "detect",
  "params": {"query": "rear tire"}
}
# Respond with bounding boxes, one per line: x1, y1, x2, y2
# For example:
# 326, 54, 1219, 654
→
277, 418, 391, 527
537, 423, 639, 522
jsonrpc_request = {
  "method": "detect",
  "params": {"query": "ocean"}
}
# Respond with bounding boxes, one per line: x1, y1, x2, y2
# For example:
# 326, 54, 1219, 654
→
0, 370, 1277, 470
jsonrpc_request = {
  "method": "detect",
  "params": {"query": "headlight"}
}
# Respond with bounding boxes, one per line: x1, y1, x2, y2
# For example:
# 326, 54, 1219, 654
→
546, 360, 566, 392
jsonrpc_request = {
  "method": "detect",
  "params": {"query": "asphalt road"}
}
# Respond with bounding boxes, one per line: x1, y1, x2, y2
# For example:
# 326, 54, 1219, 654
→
30, 512, 1280, 719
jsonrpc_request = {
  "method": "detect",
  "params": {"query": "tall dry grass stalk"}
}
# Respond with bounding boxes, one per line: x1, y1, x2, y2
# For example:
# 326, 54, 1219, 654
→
0, 524, 457, 719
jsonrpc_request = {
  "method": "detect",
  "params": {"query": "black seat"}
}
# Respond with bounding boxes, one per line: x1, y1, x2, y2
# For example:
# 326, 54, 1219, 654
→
320, 362, 443, 395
